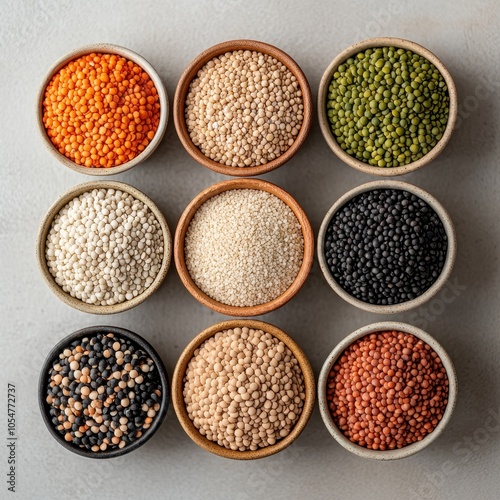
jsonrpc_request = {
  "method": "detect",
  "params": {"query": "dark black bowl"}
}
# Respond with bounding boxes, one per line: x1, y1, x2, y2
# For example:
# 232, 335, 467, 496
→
38, 325, 169, 459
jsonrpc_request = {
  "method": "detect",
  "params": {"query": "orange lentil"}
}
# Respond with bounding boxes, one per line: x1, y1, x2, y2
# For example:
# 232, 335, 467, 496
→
326, 331, 449, 450
42, 52, 160, 168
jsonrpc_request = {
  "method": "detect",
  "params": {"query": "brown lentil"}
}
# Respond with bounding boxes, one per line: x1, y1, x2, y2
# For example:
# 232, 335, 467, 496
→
327, 330, 448, 450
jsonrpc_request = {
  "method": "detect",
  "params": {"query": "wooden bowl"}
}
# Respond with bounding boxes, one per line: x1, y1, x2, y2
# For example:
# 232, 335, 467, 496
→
318, 37, 458, 176
318, 321, 458, 460
174, 178, 314, 316
173, 39, 312, 177
317, 180, 456, 314
172, 319, 315, 460
39, 325, 169, 458
36, 43, 168, 176
36, 181, 172, 314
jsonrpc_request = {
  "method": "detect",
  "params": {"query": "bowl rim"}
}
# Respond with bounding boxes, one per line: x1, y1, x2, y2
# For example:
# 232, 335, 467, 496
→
317, 180, 456, 314
173, 38, 313, 177
171, 319, 316, 460
38, 325, 170, 459
36, 43, 169, 176
174, 178, 314, 316
317, 321, 458, 460
36, 180, 172, 314
317, 37, 458, 177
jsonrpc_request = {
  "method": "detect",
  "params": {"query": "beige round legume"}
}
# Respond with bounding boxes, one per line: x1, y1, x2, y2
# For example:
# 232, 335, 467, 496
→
185, 50, 304, 167
184, 327, 306, 451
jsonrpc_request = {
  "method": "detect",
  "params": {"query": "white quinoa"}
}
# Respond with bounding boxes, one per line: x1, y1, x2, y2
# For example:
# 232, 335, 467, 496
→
184, 327, 306, 451
185, 50, 304, 167
45, 188, 166, 306
184, 189, 304, 307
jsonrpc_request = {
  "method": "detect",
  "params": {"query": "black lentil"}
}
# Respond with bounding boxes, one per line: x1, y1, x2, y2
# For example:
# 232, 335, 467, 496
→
45, 332, 162, 453
324, 189, 447, 305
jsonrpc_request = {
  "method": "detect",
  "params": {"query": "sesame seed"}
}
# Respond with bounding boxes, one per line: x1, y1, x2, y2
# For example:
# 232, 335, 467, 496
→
185, 189, 304, 307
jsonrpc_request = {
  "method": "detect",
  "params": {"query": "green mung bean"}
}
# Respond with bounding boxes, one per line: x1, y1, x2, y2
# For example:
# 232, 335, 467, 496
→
326, 47, 449, 168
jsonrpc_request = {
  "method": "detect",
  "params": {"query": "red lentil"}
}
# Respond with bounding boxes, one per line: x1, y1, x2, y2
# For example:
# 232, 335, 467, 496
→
327, 330, 448, 450
42, 53, 160, 168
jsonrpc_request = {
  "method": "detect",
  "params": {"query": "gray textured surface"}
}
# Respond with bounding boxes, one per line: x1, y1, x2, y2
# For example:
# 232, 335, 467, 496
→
1, 0, 499, 499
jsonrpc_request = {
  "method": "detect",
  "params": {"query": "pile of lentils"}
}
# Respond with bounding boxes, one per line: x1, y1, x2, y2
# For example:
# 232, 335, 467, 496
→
326, 46, 449, 167
327, 331, 449, 450
184, 189, 304, 307
45, 188, 166, 306
45, 332, 163, 452
42, 52, 160, 168
184, 327, 306, 451
185, 50, 304, 167
324, 189, 447, 305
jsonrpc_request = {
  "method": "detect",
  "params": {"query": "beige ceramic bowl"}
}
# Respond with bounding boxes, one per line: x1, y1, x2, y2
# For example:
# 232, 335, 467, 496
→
36, 181, 172, 314
318, 321, 458, 460
317, 180, 456, 314
172, 319, 315, 460
36, 43, 168, 176
174, 178, 314, 316
174, 39, 312, 177
318, 37, 458, 176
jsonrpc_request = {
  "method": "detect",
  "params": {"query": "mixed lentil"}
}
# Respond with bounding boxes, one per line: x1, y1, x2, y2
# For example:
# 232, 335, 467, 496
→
45, 332, 163, 452
184, 327, 305, 451
185, 50, 304, 167
327, 330, 449, 450
326, 46, 449, 167
42, 52, 160, 168
184, 189, 304, 307
45, 188, 165, 306
324, 189, 447, 305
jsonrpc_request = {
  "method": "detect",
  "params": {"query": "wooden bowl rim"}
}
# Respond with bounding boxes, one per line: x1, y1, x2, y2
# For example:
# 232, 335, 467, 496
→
174, 178, 314, 316
317, 180, 456, 314
172, 319, 316, 460
36, 43, 169, 176
317, 321, 458, 460
38, 325, 170, 458
36, 180, 172, 314
317, 37, 458, 177
173, 39, 312, 177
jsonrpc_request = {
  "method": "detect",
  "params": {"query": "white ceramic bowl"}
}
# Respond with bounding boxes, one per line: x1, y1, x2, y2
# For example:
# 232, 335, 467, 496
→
318, 37, 458, 176
317, 180, 456, 314
36, 43, 168, 176
318, 321, 458, 460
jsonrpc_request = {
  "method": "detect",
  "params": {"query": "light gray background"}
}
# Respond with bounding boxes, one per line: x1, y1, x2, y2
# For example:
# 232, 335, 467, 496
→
1, 0, 499, 499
